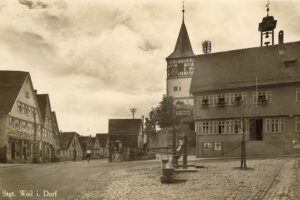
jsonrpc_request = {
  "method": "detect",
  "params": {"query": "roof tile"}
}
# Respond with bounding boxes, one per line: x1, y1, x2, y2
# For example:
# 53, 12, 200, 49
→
191, 41, 300, 93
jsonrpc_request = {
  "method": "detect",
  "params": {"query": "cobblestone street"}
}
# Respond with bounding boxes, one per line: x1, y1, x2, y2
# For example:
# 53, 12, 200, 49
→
1, 157, 300, 200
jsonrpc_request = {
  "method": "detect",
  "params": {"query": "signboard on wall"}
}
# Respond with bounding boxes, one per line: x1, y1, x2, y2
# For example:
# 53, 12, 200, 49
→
175, 104, 191, 116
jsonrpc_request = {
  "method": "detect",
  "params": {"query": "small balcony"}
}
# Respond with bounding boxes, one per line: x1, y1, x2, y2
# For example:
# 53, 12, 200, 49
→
258, 95, 268, 104
201, 99, 209, 107
217, 98, 226, 106
234, 96, 242, 105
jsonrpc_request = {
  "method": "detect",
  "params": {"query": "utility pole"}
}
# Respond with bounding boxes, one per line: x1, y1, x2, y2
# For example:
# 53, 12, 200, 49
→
130, 108, 137, 119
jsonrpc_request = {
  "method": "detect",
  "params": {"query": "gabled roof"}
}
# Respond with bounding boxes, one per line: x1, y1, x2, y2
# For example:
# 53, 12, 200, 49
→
108, 119, 142, 135
191, 41, 300, 93
96, 133, 108, 147
78, 136, 88, 143
78, 136, 93, 150
78, 140, 87, 151
0, 71, 28, 115
91, 137, 96, 145
60, 132, 76, 150
167, 22, 195, 59
36, 94, 51, 122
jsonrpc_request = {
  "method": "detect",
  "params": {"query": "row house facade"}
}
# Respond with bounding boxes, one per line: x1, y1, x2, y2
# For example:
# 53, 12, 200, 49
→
36, 94, 60, 162
0, 71, 60, 163
78, 135, 101, 159
108, 119, 144, 150
108, 119, 144, 161
60, 132, 82, 161
96, 133, 109, 158
92, 137, 101, 159
78, 135, 93, 160
51, 112, 61, 159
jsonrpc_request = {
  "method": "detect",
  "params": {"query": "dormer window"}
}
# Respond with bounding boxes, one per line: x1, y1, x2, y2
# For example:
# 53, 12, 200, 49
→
284, 59, 296, 68
282, 58, 297, 74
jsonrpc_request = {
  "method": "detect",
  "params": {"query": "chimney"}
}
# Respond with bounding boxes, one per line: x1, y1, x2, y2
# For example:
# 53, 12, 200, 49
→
278, 30, 284, 45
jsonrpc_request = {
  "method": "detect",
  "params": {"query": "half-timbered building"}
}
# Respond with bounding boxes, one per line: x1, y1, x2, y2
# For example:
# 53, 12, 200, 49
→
36, 94, 57, 162
0, 71, 43, 163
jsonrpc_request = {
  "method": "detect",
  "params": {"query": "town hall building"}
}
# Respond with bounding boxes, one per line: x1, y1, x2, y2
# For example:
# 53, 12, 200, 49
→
190, 6, 300, 157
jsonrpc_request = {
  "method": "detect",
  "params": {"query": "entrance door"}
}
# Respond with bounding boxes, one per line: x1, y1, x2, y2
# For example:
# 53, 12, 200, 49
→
203, 142, 214, 157
256, 119, 263, 140
11, 143, 15, 159
250, 119, 263, 141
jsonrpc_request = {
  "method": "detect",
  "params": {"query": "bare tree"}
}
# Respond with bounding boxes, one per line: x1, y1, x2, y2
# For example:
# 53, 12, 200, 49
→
237, 97, 257, 169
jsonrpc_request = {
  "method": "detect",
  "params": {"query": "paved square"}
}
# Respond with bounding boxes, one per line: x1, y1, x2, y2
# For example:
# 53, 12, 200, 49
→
0, 157, 299, 200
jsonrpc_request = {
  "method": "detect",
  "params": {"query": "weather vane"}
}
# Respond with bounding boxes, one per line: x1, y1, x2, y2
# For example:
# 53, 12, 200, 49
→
266, 0, 270, 16
182, 1, 185, 21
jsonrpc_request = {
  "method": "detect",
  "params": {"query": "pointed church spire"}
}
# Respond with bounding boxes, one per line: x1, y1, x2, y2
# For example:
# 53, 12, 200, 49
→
167, 3, 195, 59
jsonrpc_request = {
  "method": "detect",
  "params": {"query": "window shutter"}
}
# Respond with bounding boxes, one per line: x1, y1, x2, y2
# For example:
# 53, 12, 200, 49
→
266, 119, 270, 133
199, 122, 202, 134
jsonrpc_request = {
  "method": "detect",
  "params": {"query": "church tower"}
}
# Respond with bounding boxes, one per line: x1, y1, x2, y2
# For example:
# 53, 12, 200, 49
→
166, 4, 195, 105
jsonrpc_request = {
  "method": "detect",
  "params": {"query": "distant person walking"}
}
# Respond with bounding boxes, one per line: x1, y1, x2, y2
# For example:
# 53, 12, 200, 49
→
86, 150, 91, 163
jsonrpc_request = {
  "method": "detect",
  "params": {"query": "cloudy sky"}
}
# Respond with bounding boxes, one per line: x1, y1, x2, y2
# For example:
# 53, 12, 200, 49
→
0, 0, 299, 135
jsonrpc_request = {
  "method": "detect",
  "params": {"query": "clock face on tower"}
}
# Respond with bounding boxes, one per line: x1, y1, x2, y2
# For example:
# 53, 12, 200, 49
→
171, 68, 177, 77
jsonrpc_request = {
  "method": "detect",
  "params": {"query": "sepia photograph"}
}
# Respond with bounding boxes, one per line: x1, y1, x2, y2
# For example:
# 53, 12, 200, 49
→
0, 0, 300, 199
